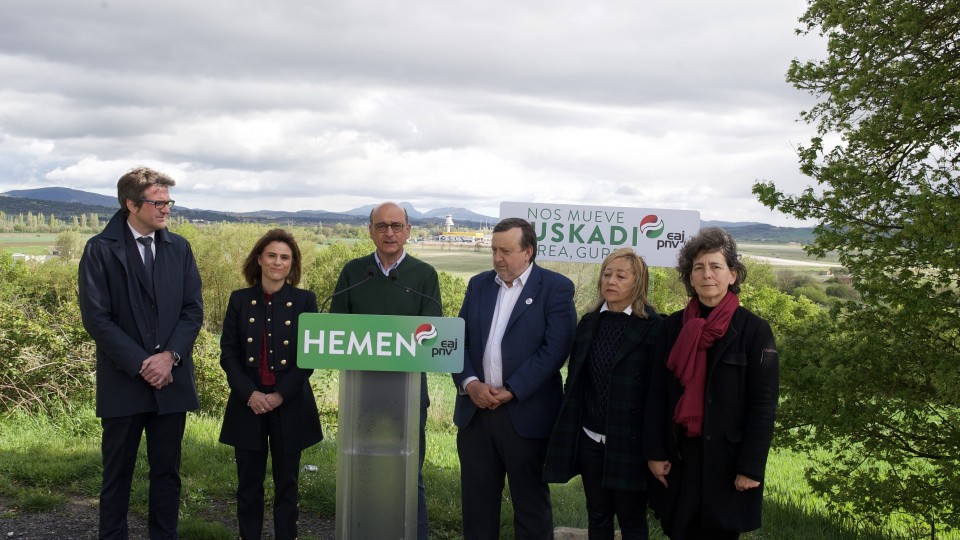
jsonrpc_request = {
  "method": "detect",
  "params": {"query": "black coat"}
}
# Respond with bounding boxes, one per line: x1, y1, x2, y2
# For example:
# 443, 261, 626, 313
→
79, 210, 203, 418
218, 283, 323, 454
643, 306, 779, 533
543, 306, 660, 491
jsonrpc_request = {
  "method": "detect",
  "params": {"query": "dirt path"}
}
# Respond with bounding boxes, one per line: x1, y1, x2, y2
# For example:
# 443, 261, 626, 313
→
0, 495, 335, 539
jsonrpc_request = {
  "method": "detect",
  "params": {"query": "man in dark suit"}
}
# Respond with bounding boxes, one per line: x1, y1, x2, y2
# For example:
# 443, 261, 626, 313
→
453, 217, 577, 540
79, 167, 203, 540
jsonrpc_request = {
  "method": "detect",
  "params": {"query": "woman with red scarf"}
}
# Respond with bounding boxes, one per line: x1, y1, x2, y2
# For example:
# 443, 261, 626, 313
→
219, 229, 323, 540
643, 227, 779, 539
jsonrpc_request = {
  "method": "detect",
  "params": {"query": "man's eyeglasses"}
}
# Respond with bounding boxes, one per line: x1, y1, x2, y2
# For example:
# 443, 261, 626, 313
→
141, 199, 175, 210
373, 221, 406, 233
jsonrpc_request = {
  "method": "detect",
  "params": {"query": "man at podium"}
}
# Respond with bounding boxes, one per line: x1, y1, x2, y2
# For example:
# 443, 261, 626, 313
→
330, 201, 442, 540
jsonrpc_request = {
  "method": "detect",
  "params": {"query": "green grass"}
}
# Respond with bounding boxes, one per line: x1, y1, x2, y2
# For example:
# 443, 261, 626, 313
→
410, 244, 491, 280
5, 376, 951, 539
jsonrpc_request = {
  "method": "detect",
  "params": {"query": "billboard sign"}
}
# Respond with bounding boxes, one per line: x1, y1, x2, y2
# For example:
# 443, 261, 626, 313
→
499, 201, 700, 267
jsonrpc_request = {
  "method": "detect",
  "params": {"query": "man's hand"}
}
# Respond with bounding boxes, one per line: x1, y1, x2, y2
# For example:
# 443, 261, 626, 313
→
465, 380, 501, 409
489, 386, 514, 406
140, 352, 175, 389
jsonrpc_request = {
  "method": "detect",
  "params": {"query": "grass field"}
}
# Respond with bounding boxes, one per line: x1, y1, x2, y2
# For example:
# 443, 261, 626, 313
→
2, 233, 925, 538
2, 372, 929, 539
0, 233, 59, 255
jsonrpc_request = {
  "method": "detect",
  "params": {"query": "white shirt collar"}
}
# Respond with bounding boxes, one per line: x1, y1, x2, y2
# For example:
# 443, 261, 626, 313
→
600, 301, 633, 316
126, 221, 155, 241
494, 262, 534, 289
374, 250, 406, 275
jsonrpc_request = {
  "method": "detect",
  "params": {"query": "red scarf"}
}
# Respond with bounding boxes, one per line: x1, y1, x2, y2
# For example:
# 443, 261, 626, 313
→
666, 292, 739, 437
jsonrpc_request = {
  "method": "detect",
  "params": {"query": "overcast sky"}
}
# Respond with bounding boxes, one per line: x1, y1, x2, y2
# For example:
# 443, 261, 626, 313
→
0, 0, 826, 225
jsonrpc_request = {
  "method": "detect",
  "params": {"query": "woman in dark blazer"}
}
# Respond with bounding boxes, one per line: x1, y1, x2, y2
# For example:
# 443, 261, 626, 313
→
544, 248, 661, 540
643, 227, 779, 539
219, 229, 323, 540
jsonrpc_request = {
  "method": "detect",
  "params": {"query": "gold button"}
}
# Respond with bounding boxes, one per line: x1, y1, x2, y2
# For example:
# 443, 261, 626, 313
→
285, 320, 291, 326
251, 300, 257, 305
283, 340, 289, 346
247, 357, 255, 363
280, 359, 287, 365
247, 337, 253, 343
248, 318, 255, 323
286, 301, 292, 307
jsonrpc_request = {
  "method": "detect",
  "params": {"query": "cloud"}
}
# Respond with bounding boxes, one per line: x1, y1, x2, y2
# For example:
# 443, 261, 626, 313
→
0, 0, 825, 225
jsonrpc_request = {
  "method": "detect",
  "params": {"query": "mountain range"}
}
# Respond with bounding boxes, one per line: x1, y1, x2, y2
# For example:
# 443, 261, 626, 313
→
0, 186, 815, 243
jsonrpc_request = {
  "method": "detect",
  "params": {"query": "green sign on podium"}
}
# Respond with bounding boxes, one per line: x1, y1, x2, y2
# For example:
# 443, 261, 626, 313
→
297, 312, 464, 540
297, 313, 464, 372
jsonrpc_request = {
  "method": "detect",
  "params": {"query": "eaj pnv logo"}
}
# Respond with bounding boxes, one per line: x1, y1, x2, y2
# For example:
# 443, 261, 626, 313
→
415, 323, 437, 345
640, 214, 664, 238
297, 313, 464, 373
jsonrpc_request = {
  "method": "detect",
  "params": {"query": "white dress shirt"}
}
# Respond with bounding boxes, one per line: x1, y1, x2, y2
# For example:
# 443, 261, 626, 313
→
127, 222, 155, 262
461, 263, 534, 392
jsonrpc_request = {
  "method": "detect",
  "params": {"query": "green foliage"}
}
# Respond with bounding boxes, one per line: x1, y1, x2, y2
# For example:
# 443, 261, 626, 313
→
302, 239, 375, 306
739, 284, 821, 337
55, 230, 83, 260
649, 267, 688, 316
752, 0, 960, 534
192, 329, 230, 416
175, 223, 258, 333
742, 256, 778, 290
824, 282, 857, 301
0, 263, 94, 414
437, 270, 467, 318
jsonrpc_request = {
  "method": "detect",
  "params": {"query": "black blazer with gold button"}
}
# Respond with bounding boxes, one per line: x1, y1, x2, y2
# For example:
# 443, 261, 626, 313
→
218, 283, 323, 454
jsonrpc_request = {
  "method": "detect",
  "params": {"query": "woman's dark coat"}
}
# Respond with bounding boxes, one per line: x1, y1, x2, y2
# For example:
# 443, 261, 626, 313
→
642, 305, 779, 533
219, 283, 323, 454
543, 306, 661, 491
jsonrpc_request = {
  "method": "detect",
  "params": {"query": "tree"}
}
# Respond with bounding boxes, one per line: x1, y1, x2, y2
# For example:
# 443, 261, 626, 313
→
752, 1, 960, 535
55, 230, 84, 260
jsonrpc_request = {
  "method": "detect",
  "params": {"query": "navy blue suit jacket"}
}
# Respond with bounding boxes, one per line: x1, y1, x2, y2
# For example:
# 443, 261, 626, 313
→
79, 210, 203, 418
453, 263, 577, 439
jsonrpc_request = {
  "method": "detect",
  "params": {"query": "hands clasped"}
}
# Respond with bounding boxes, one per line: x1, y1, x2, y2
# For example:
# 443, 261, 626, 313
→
140, 352, 175, 389
465, 380, 514, 410
247, 391, 284, 415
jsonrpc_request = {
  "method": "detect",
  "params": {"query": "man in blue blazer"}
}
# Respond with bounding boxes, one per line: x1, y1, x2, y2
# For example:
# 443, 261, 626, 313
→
79, 167, 203, 539
453, 217, 577, 540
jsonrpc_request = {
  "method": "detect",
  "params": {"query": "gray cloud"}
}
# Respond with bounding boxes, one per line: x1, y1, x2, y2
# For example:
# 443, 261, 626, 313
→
0, 0, 825, 225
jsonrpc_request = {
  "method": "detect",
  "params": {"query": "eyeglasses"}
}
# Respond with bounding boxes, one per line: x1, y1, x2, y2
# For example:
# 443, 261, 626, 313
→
373, 221, 406, 233
140, 199, 175, 210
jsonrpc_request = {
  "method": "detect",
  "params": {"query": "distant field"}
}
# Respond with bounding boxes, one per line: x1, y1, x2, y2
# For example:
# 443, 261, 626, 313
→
0, 233, 58, 255
410, 244, 490, 279
739, 243, 842, 272
413, 241, 843, 279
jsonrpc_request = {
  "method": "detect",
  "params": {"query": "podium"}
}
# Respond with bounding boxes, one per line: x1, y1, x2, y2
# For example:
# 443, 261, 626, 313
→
298, 313, 464, 539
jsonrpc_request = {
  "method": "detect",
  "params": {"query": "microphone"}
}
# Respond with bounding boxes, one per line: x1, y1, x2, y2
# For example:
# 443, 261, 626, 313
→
320, 265, 378, 313
387, 267, 444, 314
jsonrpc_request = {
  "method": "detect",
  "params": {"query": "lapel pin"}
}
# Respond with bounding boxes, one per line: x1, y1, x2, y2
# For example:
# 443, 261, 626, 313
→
525, 298, 533, 305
